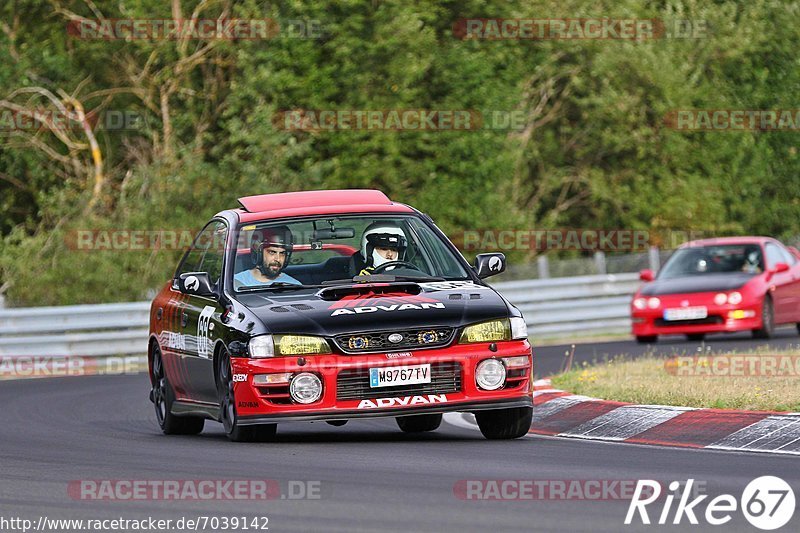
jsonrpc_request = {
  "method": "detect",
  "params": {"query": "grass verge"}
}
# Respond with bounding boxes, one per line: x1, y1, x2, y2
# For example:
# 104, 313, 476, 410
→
551, 351, 800, 412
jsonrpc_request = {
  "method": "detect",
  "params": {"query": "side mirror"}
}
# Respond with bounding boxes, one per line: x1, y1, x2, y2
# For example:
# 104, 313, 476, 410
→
474, 253, 506, 279
639, 269, 655, 282
774, 262, 790, 274
177, 272, 216, 297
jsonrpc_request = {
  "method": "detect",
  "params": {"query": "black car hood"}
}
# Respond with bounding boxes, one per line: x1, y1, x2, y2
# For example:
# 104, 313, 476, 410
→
236, 281, 510, 336
640, 273, 755, 296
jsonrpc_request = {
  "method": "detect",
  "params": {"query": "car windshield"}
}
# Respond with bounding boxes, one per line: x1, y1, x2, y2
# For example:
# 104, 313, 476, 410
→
231, 214, 470, 292
658, 244, 764, 279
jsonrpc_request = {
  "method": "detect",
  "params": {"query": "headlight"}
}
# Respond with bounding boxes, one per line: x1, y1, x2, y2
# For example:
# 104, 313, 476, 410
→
727, 291, 742, 305
289, 372, 323, 404
647, 297, 661, 309
275, 335, 331, 356
460, 319, 511, 343
509, 317, 528, 340
249, 335, 275, 358
249, 334, 331, 358
633, 298, 646, 310
714, 293, 727, 305
476, 359, 506, 390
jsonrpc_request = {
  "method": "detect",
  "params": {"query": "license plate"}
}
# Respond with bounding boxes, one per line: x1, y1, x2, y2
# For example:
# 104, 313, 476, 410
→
369, 364, 431, 388
663, 306, 708, 321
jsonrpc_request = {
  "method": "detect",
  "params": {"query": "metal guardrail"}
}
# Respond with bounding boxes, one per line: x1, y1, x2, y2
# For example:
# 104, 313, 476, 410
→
493, 273, 640, 336
0, 273, 640, 357
0, 302, 150, 357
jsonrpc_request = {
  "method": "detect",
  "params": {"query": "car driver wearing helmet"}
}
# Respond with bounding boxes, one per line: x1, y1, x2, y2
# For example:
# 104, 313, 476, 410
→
234, 225, 301, 287
352, 222, 409, 276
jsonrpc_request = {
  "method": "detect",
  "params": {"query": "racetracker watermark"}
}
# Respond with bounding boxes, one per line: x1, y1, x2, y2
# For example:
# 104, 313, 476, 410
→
0, 356, 145, 379
454, 229, 651, 252
453, 18, 707, 40
65, 227, 360, 251
0, 109, 146, 132
453, 479, 706, 501
454, 480, 656, 500
665, 355, 800, 377
68, 480, 321, 500
65, 229, 214, 252
452, 229, 742, 251
272, 109, 528, 131
66, 18, 322, 40
664, 109, 800, 131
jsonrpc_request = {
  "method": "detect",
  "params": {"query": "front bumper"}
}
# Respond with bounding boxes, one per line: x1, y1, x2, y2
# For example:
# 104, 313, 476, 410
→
632, 301, 761, 336
237, 398, 532, 425
230, 340, 533, 422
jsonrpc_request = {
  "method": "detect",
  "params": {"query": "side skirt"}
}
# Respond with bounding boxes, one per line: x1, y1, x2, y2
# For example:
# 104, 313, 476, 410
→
171, 400, 221, 421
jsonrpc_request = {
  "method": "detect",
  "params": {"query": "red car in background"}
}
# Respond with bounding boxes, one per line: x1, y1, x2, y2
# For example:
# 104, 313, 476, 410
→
631, 237, 800, 343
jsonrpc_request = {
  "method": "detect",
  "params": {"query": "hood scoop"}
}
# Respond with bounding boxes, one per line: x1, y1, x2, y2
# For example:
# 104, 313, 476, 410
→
316, 282, 422, 301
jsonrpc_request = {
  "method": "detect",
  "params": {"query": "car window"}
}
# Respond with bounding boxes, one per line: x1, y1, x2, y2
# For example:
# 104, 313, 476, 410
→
407, 217, 466, 278
765, 243, 784, 270
658, 244, 764, 278
232, 215, 469, 291
176, 220, 228, 285
777, 243, 796, 265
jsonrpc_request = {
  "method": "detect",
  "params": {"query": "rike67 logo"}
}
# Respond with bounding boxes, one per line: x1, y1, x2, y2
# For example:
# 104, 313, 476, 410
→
626, 477, 795, 530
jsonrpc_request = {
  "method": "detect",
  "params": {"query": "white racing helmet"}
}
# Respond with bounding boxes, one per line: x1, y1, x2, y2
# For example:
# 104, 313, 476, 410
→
361, 222, 407, 268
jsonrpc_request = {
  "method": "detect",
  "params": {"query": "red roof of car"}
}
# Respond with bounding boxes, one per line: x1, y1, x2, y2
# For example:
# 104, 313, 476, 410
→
680, 236, 775, 248
234, 189, 414, 222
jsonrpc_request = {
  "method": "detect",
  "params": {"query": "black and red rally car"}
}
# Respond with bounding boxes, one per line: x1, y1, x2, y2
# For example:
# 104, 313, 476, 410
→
148, 190, 533, 441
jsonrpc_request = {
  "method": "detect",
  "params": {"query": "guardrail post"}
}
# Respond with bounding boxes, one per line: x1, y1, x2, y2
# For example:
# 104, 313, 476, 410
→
648, 246, 661, 272
537, 255, 550, 279
593, 251, 606, 275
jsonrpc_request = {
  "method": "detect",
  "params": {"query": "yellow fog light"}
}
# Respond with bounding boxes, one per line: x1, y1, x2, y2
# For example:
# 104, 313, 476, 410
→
275, 335, 331, 355
728, 310, 756, 320
459, 319, 511, 343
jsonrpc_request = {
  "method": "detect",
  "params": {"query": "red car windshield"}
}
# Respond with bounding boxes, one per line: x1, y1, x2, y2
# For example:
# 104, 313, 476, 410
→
658, 244, 764, 279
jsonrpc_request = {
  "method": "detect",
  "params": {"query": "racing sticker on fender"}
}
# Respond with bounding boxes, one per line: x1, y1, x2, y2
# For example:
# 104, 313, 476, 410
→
357, 394, 448, 409
197, 305, 215, 359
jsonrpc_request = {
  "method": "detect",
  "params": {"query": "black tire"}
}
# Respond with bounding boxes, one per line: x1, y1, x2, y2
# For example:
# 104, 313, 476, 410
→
753, 297, 775, 339
474, 406, 533, 440
217, 350, 276, 442
796, 323, 800, 335
396, 413, 442, 433
151, 346, 204, 435
635, 335, 657, 344
686, 333, 706, 341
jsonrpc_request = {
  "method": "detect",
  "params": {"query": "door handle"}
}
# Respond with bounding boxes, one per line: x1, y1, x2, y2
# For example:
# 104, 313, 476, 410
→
181, 312, 188, 327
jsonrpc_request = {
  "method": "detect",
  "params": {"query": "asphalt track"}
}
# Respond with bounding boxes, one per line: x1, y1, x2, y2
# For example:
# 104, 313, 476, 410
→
2, 333, 799, 532
534, 326, 800, 377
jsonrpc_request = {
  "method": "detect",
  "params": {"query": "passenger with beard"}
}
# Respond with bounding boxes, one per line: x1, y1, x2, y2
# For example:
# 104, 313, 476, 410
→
234, 226, 301, 287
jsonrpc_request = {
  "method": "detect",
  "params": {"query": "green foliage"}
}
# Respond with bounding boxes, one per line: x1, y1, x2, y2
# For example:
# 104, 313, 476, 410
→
1, 0, 799, 305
